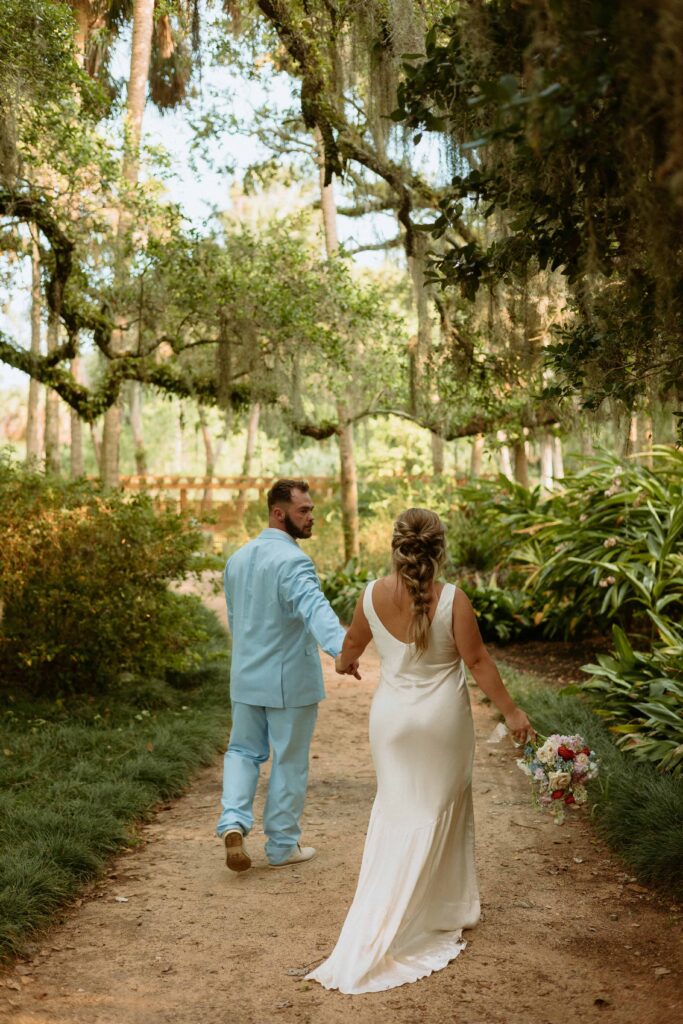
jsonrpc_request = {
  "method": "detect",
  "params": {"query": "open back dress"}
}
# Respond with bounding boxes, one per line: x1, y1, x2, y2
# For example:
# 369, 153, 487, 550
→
307, 580, 481, 994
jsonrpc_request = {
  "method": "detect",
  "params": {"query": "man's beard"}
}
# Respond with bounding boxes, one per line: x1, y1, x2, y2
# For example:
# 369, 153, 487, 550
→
284, 512, 312, 540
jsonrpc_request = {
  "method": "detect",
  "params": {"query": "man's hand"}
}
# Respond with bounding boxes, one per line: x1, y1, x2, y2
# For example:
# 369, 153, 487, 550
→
335, 654, 361, 679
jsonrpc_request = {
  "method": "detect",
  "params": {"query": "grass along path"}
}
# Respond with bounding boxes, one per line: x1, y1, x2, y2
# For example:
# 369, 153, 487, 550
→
0, 641, 680, 1024
0, 609, 230, 961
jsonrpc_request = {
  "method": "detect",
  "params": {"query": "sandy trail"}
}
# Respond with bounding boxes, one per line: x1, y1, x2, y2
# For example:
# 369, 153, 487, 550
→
1, 596, 681, 1024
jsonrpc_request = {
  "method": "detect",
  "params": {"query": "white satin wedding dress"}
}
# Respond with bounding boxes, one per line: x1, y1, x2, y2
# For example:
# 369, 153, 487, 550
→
308, 581, 480, 995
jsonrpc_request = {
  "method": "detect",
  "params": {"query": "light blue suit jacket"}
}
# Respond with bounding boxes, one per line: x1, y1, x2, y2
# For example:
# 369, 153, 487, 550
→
225, 528, 345, 708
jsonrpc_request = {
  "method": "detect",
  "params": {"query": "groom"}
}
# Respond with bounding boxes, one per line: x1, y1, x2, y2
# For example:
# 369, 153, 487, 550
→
216, 478, 359, 870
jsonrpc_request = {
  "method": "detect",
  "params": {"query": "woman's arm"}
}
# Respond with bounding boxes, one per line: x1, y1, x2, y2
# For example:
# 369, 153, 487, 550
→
453, 588, 536, 744
335, 589, 373, 675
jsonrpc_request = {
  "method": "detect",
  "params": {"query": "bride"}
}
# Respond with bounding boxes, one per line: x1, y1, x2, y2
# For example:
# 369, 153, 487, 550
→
307, 507, 535, 995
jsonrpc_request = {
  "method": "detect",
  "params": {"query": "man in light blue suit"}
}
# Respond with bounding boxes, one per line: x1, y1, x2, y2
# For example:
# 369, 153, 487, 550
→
216, 478, 359, 870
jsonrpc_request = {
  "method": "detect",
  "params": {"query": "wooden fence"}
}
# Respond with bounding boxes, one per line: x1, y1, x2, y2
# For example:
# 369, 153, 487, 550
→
118, 475, 340, 520
116, 472, 471, 526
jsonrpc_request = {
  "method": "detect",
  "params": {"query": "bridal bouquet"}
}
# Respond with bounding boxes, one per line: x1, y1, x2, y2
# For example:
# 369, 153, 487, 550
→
516, 733, 599, 824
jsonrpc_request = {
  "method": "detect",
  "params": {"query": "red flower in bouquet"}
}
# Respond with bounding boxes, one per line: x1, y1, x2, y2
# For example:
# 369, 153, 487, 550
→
557, 745, 576, 760
551, 790, 565, 800
564, 793, 576, 805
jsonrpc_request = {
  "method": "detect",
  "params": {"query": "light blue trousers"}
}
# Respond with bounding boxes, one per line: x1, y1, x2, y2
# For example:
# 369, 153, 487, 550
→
216, 701, 318, 865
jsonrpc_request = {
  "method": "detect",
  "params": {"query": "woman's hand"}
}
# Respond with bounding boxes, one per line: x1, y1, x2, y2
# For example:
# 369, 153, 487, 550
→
335, 653, 361, 679
504, 707, 536, 746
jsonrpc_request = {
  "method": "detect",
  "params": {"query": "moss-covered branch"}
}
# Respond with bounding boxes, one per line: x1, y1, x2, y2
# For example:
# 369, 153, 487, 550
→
292, 404, 559, 443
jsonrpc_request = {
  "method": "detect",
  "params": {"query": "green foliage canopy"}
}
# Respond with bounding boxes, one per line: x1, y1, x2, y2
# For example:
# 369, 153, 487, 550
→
394, 1, 683, 417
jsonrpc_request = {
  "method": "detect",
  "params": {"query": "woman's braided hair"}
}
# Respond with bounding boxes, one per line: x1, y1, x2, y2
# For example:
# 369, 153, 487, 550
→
391, 508, 446, 653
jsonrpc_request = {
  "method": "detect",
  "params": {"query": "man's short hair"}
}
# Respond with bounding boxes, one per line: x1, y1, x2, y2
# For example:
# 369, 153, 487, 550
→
267, 478, 310, 510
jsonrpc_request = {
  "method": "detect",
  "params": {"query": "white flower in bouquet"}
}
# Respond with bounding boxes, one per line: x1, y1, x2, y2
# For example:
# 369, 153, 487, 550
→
548, 770, 571, 791
536, 738, 559, 765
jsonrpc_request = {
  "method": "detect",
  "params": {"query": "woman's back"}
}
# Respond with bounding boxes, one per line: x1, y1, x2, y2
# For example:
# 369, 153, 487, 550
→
364, 577, 463, 696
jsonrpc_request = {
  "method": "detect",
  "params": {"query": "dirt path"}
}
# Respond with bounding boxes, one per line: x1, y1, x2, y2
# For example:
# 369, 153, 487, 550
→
1, 625, 681, 1024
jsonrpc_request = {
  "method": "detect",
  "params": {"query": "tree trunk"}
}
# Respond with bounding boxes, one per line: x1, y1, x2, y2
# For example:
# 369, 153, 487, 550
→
44, 313, 61, 475
513, 441, 529, 487
129, 381, 147, 474
100, 0, 155, 489
71, 0, 90, 60
90, 422, 102, 472
431, 431, 444, 476
470, 434, 484, 478
61, 4, 88, 482
174, 402, 184, 473
198, 407, 215, 514
26, 227, 43, 464
242, 402, 261, 476
121, 0, 155, 186
234, 403, 261, 522
540, 433, 554, 493
553, 436, 564, 480
408, 234, 431, 418
623, 413, 638, 456
641, 413, 654, 469
580, 428, 593, 457
316, 127, 360, 561
69, 352, 84, 478
101, 400, 122, 486
338, 409, 360, 563
496, 429, 513, 479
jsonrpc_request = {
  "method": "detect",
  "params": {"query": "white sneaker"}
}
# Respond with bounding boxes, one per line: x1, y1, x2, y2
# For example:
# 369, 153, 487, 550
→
223, 829, 251, 872
270, 844, 316, 867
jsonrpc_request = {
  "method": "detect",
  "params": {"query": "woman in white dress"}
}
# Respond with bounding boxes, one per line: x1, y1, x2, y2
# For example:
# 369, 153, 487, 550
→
307, 508, 535, 995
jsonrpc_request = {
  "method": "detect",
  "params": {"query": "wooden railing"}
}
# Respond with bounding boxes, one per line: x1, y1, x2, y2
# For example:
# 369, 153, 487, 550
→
118, 474, 340, 518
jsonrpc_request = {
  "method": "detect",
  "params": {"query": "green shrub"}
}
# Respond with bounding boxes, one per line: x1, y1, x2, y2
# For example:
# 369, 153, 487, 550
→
460, 579, 535, 643
319, 562, 376, 623
0, 461, 207, 695
469, 448, 683, 642
571, 622, 683, 775
502, 665, 683, 897
444, 506, 502, 573
454, 451, 683, 773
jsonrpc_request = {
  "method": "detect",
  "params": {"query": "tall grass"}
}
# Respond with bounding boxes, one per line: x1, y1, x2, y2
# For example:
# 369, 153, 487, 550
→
0, 608, 230, 960
500, 663, 683, 898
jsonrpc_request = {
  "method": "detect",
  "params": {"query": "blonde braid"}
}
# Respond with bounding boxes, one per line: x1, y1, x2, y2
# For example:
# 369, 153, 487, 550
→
391, 508, 447, 652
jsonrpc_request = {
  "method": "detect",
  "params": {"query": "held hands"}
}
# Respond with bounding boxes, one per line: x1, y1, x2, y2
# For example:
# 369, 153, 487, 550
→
504, 707, 536, 746
335, 654, 362, 680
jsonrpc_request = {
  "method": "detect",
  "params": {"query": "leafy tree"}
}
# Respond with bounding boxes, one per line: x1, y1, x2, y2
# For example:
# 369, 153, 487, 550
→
224, 0, 569, 463
393, 1, 683, 427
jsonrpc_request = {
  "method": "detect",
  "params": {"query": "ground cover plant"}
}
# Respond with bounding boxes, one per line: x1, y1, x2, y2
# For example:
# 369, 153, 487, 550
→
0, 607, 230, 961
500, 665, 683, 899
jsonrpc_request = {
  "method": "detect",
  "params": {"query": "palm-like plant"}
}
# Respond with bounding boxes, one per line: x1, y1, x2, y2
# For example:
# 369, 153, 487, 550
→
460, 448, 683, 774
67, 0, 199, 109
